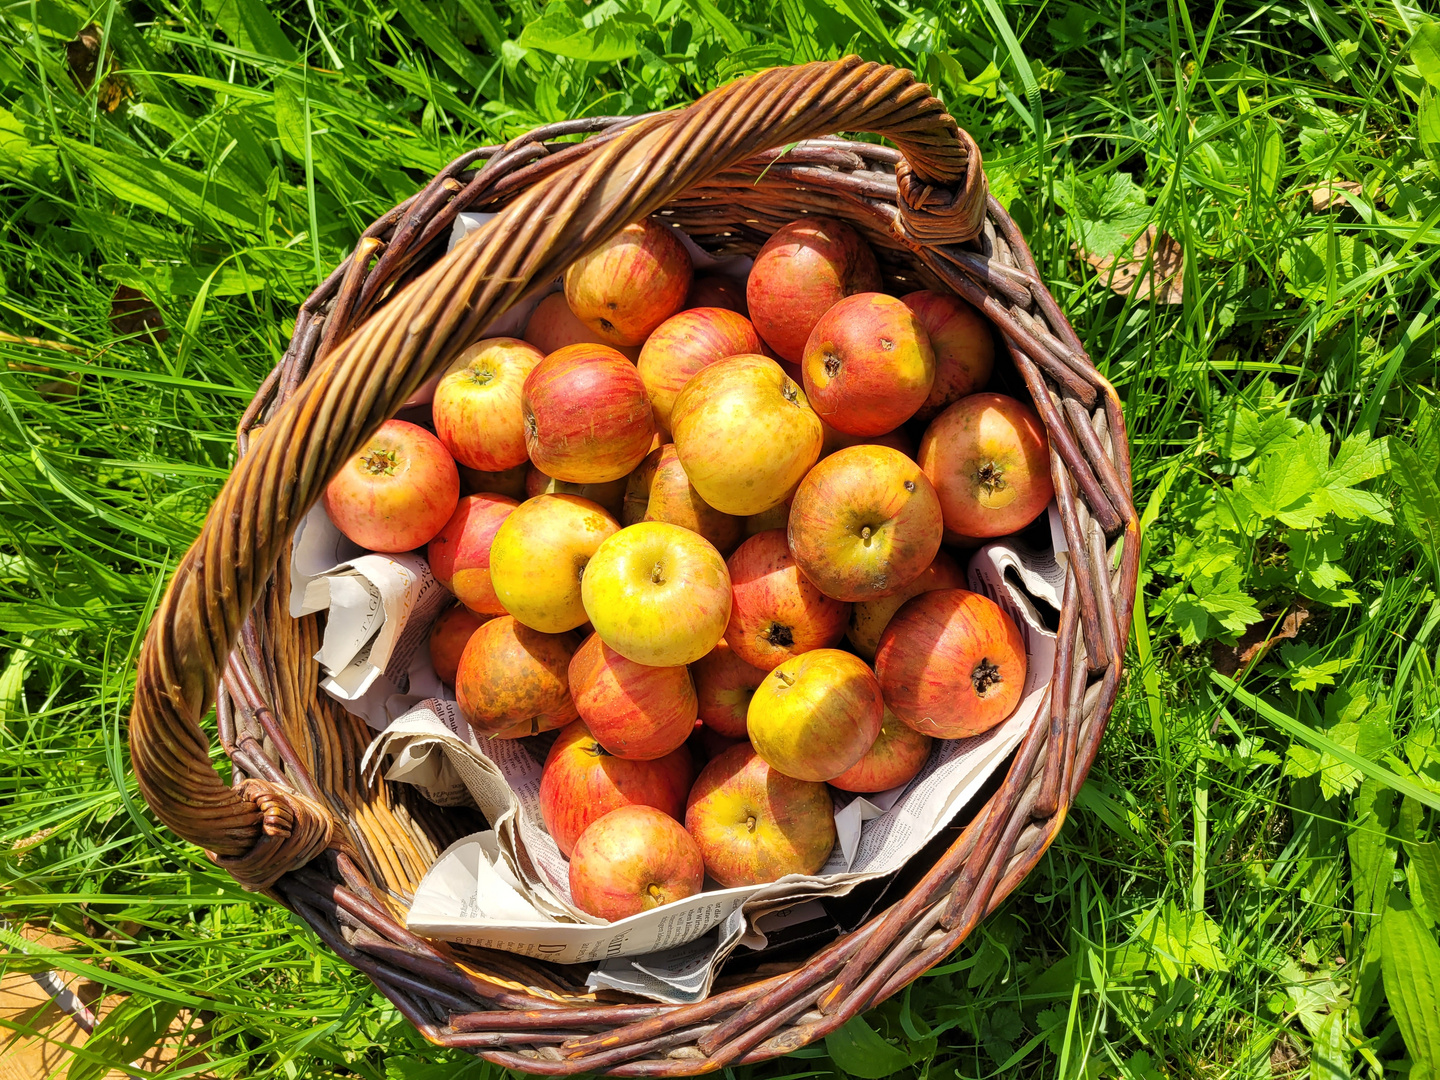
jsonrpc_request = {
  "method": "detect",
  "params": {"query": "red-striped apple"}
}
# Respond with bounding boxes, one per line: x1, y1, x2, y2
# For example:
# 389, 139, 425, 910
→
569, 806, 704, 920
725, 530, 849, 671
802, 293, 935, 436
427, 493, 517, 615
564, 218, 693, 346
324, 419, 458, 552
432, 337, 542, 471
522, 344, 655, 484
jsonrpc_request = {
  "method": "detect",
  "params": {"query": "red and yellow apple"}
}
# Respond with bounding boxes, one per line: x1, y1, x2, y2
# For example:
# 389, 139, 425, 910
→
747, 648, 883, 782
918, 393, 1054, 538
746, 217, 882, 362
569, 805, 704, 920
540, 720, 694, 856
522, 344, 655, 484
671, 354, 823, 516
564, 218, 693, 346
684, 744, 836, 888
802, 293, 935, 436
526, 464, 627, 519
637, 307, 763, 432
786, 445, 943, 603
725, 530, 850, 670
829, 709, 933, 793
455, 615, 580, 738
523, 292, 641, 361
691, 638, 769, 739
875, 589, 1027, 739
902, 290, 995, 422
488, 494, 619, 633
427, 493, 517, 615
568, 632, 699, 760
429, 604, 489, 686
623, 443, 742, 554
580, 521, 731, 666
432, 337, 542, 471
324, 419, 459, 552
846, 549, 965, 661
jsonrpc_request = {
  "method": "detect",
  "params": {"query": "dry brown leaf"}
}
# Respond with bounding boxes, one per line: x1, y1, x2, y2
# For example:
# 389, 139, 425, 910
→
1211, 608, 1309, 677
65, 24, 131, 112
110, 286, 168, 341
1309, 180, 1363, 212
1080, 226, 1184, 304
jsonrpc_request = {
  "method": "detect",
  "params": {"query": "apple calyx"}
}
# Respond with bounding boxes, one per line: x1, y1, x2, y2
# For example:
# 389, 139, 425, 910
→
976, 461, 1007, 497
764, 621, 795, 648
361, 448, 400, 476
467, 363, 496, 386
971, 657, 1003, 695
583, 742, 611, 759
822, 351, 841, 377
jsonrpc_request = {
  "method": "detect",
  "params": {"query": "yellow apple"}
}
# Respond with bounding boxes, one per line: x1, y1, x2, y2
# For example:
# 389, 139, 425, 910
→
747, 648, 883, 782
488, 494, 619, 633
581, 521, 731, 666
671, 354, 823, 516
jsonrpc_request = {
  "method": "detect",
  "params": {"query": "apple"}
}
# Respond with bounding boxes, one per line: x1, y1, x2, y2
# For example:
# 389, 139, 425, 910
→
846, 549, 965, 661
623, 443, 742, 554
919, 393, 1053, 538
569, 805, 705, 920
686, 275, 746, 314
725, 530, 850, 671
580, 521, 731, 666
821, 421, 915, 460
691, 638, 770, 738
746, 217, 882, 362
429, 604, 489, 686
432, 337, 543, 471
902, 291, 995, 422
802, 293, 935, 437
786, 445, 943, 603
324, 419, 459, 552
671, 354, 823, 517
522, 344, 655, 484
455, 615, 580, 738
461, 462, 529, 500
747, 648, 883, 782
874, 589, 1027, 739
829, 709, 933, 793
488, 494, 619, 633
564, 218, 693, 346
526, 464, 627, 519
684, 744, 836, 887
568, 632, 699, 760
523, 292, 641, 361
637, 308, 764, 432
539, 720, 694, 856
427, 493, 518, 615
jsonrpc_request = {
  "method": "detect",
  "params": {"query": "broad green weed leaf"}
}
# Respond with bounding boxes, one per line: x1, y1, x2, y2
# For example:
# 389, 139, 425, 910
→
1379, 895, 1440, 1079
1410, 840, 1440, 927
1278, 232, 1375, 302
0, 642, 30, 727
817, 0, 896, 46
683, 0, 746, 51
1055, 171, 1150, 257
0, 107, 59, 185
1420, 90, 1440, 163
202, 0, 299, 60
1350, 775, 1398, 925
1275, 641, 1358, 692
393, 0, 491, 87
1310, 1006, 1352, 1080
1412, 22, 1440, 88
520, 11, 640, 62
826, 1014, 916, 1078
60, 139, 261, 234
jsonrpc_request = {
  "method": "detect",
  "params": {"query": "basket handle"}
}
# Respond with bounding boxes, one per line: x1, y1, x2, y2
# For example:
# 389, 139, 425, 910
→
129, 56, 988, 889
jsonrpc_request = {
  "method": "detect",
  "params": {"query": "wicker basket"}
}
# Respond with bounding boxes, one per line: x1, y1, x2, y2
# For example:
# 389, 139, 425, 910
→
129, 57, 1138, 1072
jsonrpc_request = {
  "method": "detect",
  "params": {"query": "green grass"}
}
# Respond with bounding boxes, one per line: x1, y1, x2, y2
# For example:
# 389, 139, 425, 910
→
3, 0, 1440, 1077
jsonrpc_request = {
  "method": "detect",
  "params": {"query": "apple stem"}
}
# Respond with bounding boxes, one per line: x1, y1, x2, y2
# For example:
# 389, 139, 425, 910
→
745, 814, 757, 832
650, 562, 665, 585
360, 448, 400, 476
781, 381, 800, 405
859, 525, 872, 545
647, 883, 662, 899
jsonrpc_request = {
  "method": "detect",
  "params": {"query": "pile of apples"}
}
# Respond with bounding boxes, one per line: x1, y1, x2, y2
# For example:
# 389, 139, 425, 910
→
324, 215, 1055, 922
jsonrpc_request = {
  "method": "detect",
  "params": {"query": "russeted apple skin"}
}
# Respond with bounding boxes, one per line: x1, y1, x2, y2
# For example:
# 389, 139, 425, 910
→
746, 216, 882, 363
875, 588, 1027, 739
428, 605, 488, 687
540, 721, 694, 857
724, 529, 849, 671
455, 615, 580, 739
684, 744, 836, 888
569, 805, 704, 921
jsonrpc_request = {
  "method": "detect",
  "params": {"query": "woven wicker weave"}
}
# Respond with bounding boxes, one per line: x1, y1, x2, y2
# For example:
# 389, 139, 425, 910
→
128, 57, 1138, 1072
